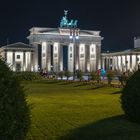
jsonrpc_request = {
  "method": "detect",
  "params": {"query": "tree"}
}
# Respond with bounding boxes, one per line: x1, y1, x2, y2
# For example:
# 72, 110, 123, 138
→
90, 71, 96, 81
118, 72, 129, 87
0, 58, 30, 140
90, 71, 101, 83
106, 70, 115, 85
58, 71, 64, 80
77, 70, 83, 81
65, 70, 71, 80
121, 70, 140, 123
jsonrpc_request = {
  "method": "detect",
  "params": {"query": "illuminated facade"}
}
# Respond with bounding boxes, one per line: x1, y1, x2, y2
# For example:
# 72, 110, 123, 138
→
102, 48, 140, 72
27, 10, 103, 73
0, 11, 103, 73
0, 42, 34, 71
1, 38, 140, 73
27, 27, 103, 72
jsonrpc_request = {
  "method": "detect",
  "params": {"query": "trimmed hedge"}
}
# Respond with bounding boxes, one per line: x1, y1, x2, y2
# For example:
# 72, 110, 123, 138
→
14, 71, 43, 81
121, 70, 140, 123
0, 59, 30, 139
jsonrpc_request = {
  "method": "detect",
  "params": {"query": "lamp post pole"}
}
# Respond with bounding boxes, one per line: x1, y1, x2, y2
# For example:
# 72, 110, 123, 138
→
69, 28, 79, 80
73, 37, 76, 80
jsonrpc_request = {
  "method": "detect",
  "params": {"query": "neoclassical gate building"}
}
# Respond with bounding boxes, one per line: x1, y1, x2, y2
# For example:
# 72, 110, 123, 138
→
27, 27, 103, 72
27, 11, 103, 73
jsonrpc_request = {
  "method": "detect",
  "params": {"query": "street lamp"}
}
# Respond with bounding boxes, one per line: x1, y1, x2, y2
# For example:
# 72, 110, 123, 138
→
69, 28, 79, 80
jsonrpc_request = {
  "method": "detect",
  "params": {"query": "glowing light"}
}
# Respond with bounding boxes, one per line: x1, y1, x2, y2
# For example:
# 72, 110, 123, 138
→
76, 36, 79, 39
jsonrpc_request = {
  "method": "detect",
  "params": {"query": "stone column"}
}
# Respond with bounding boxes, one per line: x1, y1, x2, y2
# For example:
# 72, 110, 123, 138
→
105, 57, 108, 70
41, 42, 47, 70
23, 51, 26, 71
68, 43, 74, 72
112, 57, 114, 70
47, 44, 51, 72
25, 52, 31, 71
115, 56, 118, 70
108, 57, 111, 69
118, 56, 121, 71
29, 51, 32, 71
101, 57, 104, 69
59, 44, 63, 71
130, 55, 132, 70
76, 44, 79, 71
128, 55, 130, 71
132, 55, 136, 70
90, 44, 96, 72
33, 43, 38, 71
121, 55, 123, 72
79, 44, 85, 72
53, 42, 60, 73
4, 50, 7, 61
136, 54, 138, 69
114, 56, 116, 70
85, 45, 90, 72
97, 44, 101, 69
13, 51, 15, 71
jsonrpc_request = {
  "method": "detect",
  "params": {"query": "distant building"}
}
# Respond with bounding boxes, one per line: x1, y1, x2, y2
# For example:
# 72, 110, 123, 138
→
102, 42, 140, 72
0, 42, 34, 71
134, 36, 140, 48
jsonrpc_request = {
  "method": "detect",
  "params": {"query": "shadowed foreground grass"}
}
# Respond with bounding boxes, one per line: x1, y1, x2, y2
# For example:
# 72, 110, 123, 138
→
25, 80, 140, 140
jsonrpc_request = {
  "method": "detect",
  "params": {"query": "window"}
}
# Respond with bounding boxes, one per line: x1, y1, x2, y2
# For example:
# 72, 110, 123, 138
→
17, 55, 20, 59
42, 53, 45, 57
91, 54, 95, 58
92, 47, 94, 52
80, 54, 84, 58
81, 47, 83, 52
70, 53, 72, 58
43, 46, 45, 51
70, 47, 72, 51
55, 47, 57, 51
54, 54, 57, 57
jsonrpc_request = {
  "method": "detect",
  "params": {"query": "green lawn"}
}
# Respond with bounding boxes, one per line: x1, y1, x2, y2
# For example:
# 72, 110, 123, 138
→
25, 80, 140, 140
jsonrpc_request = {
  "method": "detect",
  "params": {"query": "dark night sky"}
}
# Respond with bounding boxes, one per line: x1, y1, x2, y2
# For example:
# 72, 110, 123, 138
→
0, 0, 140, 52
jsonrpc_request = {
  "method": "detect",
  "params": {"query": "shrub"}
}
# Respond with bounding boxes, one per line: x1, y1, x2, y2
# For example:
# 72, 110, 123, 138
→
58, 71, 64, 80
77, 70, 83, 81
14, 71, 43, 81
90, 71, 96, 81
90, 71, 101, 83
118, 72, 129, 87
0, 59, 30, 139
64, 70, 71, 80
121, 70, 140, 123
106, 70, 115, 85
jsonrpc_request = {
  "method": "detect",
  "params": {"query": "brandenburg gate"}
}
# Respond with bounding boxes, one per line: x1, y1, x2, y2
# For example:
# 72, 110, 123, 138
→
27, 11, 103, 73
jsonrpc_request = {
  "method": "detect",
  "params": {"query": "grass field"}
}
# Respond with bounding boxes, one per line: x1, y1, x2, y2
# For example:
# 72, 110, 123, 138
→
25, 80, 140, 140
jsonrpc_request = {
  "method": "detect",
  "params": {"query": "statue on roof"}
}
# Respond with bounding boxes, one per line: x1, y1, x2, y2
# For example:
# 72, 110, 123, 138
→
64, 10, 68, 16
60, 10, 68, 28
73, 20, 78, 28
60, 10, 78, 28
